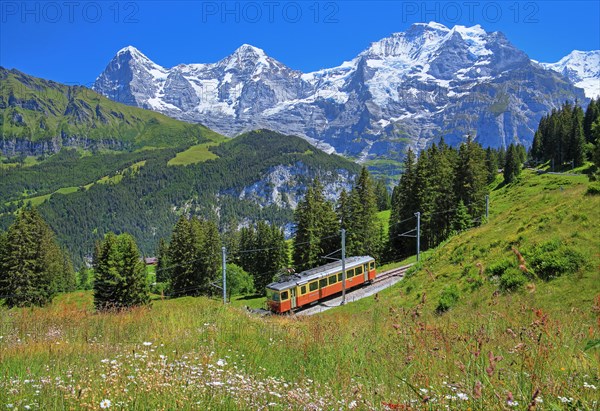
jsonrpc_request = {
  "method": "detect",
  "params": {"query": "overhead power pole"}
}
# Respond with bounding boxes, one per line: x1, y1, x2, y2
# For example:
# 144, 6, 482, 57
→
341, 228, 346, 305
222, 246, 227, 304
415, 212, 421, 262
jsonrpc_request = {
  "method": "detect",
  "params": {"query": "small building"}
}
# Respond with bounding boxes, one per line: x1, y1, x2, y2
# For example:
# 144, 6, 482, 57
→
144, 257, 158, 266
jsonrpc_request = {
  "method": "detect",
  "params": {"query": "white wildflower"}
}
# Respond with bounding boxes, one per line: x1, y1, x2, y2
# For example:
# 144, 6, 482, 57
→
216, 359, 227, 367
584, 382, 597, 390
457, 393, 469, 401
420, 388, 428, 394
142, 341, 152, 346
348, 400, 357, 409
100, 399, 112, 409
507, 400, 519, 407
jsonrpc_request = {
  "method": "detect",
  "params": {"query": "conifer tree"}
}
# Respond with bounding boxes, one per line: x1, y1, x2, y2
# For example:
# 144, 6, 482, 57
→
239, 225, 257, 274
346, 167, 382, 259
503, 144, 521, 184
78, 266, 93, 290
168, 216, 196, 297
194, 219, 221, 295
374, 178, 391, 211
93, 232, 149, 310
485, 147, 499, 184
293, 178, 340, 271
454, 136, 488, 220
451, 200, 472, 232
389, 148, 417, 259
584, 98, 599, 144
0, 208, 67, 307
570, 105, 586, 167
155, 238, 170, 283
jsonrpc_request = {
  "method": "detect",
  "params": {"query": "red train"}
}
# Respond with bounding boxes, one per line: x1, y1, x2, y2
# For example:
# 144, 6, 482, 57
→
266, 256, 376, 313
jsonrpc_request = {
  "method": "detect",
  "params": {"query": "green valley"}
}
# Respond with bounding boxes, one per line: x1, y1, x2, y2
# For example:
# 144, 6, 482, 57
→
1, 169, 598, 410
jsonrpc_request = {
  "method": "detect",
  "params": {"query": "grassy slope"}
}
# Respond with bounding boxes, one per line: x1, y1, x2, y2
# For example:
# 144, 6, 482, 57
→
0, 67, 220, 149
1, 173, 599, 410
167, 139, 226, 166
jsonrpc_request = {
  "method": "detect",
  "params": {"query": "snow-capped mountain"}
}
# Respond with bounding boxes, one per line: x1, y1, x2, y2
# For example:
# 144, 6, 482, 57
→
539, 50, 600, 99
93, 22, 586, 164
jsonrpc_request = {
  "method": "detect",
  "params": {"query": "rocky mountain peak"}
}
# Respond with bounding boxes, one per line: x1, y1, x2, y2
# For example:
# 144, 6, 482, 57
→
93, 25, 588, 174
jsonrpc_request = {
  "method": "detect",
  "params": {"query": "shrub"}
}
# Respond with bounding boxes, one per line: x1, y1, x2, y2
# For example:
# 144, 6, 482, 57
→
586, 182, 600, 196
436, 285, 460, 313
486, 259, 512, 278
525, 241, 586, 280
499, 268, 527, 291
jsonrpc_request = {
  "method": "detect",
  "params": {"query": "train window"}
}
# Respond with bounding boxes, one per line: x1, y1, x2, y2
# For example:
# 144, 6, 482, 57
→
309, 281, 318, 292
355, 265, 363, 275
280, 291, 289, 300
370, 261, 375, 270
300, 285, 306, 295
338, 272, 343, 282
319, 278, 327, 288
266, 288, 279, 302
347, 268, 354, 278
328, 275, 336, 285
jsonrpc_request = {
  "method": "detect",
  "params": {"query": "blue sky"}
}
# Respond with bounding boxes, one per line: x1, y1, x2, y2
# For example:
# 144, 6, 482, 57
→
1, 1, 599, 86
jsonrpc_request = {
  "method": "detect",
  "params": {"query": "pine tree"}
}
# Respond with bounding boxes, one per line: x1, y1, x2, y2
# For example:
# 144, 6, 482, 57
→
429, 141, 458, 247
451, 200, 472, 232
584, 98, 599, 144
570, 105, 586, 167
93, 232, 149, 310
346, 167, 382, 259
374, 178, 391, 211
389, 148, 417, 259
336, 188, 350, 230
78, 266, 93, 290
485, 147, 499, 184
0, 231, 8, 298
155, 238, 170, 283
293, 178, 340, 271
0, 208, 66, 307
503, 144, 521, 184
59, 250, 77, 292
454, 136, 488, 223
168, 216, 196, 297
194, 219, 221, 296
239, 225, 257, 275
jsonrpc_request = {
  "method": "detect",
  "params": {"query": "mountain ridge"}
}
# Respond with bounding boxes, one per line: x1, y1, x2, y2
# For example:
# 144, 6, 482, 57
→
0, 67, 224, 156
92, 22, 590, 170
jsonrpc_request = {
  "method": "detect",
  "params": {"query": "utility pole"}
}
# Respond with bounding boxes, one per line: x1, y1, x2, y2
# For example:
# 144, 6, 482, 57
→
341, 228, 346, 305
222, 247, 227, 304
415, 212, 421, 262
485, 195, 489, 221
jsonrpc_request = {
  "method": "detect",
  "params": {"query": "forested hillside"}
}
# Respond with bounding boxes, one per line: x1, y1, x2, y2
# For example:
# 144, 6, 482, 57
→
1, 130, 359, 266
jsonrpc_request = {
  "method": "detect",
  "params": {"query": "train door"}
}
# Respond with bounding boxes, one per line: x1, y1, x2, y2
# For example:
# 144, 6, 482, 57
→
364, 264, 368, 282
290, 288, 297, 309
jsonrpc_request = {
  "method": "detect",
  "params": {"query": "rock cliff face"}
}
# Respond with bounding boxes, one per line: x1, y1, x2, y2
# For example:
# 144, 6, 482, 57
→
93, 22, 588, 166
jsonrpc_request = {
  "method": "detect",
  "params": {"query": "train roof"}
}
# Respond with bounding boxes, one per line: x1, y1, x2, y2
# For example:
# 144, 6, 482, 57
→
266, 256, 374, 291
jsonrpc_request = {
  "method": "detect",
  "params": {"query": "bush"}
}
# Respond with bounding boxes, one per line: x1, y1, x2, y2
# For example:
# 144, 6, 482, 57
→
436, 285, 460, 313
525, 241, 586, 280
586, 182, 600, 195
486, 259, 512, 278
499, 268, 528, 291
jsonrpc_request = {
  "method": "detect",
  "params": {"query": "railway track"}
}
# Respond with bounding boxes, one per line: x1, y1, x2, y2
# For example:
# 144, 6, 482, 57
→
372, 263, 414, 284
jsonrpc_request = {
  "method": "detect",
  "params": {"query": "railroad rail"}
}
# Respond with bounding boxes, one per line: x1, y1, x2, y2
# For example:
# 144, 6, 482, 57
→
372, 263, 414, 284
